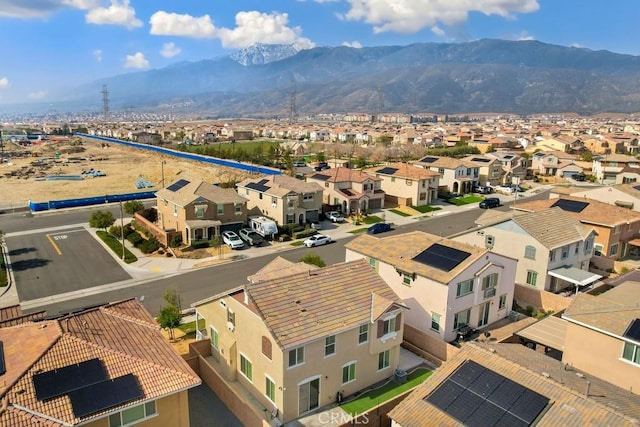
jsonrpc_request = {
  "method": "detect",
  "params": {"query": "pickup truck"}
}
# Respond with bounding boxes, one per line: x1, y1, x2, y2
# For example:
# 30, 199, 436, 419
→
239, 228, 264, 246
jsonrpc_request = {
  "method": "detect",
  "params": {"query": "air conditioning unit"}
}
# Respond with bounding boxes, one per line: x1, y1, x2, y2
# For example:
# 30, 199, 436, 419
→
227, 322, 235, 331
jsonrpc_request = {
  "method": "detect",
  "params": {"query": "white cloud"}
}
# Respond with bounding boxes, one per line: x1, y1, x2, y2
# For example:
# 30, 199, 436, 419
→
342, 0, 539, 34
28, 90, 48, 99
86, 0, 143, 29
62, 0, 99, 9
516, 31, 534, 41
161, 42, 181, 58
571, 43, 585, 49
124, 52, 149, 69
0, 0, 98, 18
0, 77, 9, 89
342, 41, 362, 48
431, 26, 445, 37
93, 49, 103, 62
216, 11, 315, 49
149, 11, 215, 38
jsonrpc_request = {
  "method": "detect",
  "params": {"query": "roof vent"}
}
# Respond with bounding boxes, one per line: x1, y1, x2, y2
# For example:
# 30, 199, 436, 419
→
576, 372, 585, 378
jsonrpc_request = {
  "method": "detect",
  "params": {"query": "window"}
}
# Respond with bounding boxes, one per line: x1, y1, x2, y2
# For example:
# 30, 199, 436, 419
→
259, 193, 263, 200
549, 249, 556, 262
575, 242, 580, 255
456, 279, 474, 297
561, 245, 569, 259
288, 198, 295, 209
453, 309, 470, 329
485, 235, 495, 248
482, 273, 498, 290
526, 271, 538, 286
262, 336, 272, 360
378, 350, 390, 370
524, 245, 536, 260
369, 257, 378, 271
438, 168, 445, 175
614, 224, 622, 234
431, 313, 441, 331
594, 244, 603, 256
499, 294, 507, 310
383, 317, 396, 335
234, 204, 242, 215
405, 179, 412, 186
419, 192, 427, 201
265, 377, 276, 402
342, 362, 356, 384
391, 177, 396, 182
402, 273, 411, 286
303, 193, 314, 201
325, 335, 336, 356
358, 324, 368, 344
610, 243, 619, 256
109, 401, 156, 427
173, 204, 178, 216
271, 196, 277, 204
240, 354, 252, 381
288, 347, 304, 367
210, 327, 219, 351
217, 203, 224, 215
227, 308, 235, 327
622, 342, 640, 365
196, 207, 205, 218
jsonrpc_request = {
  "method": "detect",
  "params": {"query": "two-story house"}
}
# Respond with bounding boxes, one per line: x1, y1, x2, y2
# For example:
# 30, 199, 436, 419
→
236, 174, 324, 226
486, 151, 529, 184
592, 153, 640, 184
462, 155, 503, 187
345, 231, 517, 343
306, 167, 385, 214
362, 162, 439, 207
192, 259, 406, 424
453, 207, 599, 292
155, 177, 247, 245
412, 155, 478, 195
514, 196, 640, 260
530, 150, 581, 178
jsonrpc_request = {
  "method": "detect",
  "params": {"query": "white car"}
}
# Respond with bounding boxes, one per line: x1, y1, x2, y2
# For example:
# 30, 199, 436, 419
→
326, 211, 344, 223
303, 234, 332, 247
222, 231, 245, 249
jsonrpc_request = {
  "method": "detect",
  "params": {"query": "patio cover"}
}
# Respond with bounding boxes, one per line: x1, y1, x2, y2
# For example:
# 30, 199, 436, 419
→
515, 316, 568, 351
548, 266, 602, 287
628, 238, 640, 247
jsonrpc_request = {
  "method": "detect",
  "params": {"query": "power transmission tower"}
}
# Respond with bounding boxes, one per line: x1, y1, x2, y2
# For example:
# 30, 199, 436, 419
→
101, 84, 110, 123
289, 79, 298, 123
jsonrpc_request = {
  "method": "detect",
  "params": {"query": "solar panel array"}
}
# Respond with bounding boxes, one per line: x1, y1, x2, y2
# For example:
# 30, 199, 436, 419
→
412, 243, 471, 272
342, 189, 354, 196
166, 179, 190, 192
377, 167, 399, 175
312, 173, 331, 181
425, 360, 549, 427
33, 358, 107, 401
551, 199, 589, 213
69, 374, 143, 418
624, 318, 640, 341
246, 178, 271, 192
419, 156, 438, 163
471, 157, 491, 163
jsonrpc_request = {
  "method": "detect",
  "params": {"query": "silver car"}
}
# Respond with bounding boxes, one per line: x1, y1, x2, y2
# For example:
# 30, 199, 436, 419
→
222, 231, 245, 249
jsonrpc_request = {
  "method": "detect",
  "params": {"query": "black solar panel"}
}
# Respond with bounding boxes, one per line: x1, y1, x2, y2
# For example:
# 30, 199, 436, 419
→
633, 185, 640, 191
312, 173, 331, 181
623, 319, 640, 341
166, 178, 190, 192
412, 243, 471, 272
0, 341, 5, 376
419, 156, 438, 163
34, 358, 107, 401
342, 189, 354, 196
551, 199, 589, 213
471, 157, 491, 163
424, 360, 549, 427
69, 374, 143, 418
246, 178, 271, 192
377, 167, 398, 175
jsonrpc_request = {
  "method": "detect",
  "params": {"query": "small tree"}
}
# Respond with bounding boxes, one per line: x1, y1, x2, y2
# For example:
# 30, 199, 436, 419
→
164, 287, 183, 314
299, 253, 326, 267
123, 200, 145, 215
158, 305, 182, 340
89, 210, 116, 230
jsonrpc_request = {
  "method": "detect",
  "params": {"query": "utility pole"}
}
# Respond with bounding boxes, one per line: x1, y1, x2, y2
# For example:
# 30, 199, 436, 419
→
119, 201, 125, 260
0, 124, 4, 160
161, 159, 166, 188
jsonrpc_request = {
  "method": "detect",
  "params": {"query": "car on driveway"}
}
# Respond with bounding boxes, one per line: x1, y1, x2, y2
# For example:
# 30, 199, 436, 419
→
222, 231, 245, 249
326, 211, 344, 223
238, 228, 264, 246
303, 234, 332, 247
306, 219, 322, 230
367, 223, 392, 234
479, 197, 501, 209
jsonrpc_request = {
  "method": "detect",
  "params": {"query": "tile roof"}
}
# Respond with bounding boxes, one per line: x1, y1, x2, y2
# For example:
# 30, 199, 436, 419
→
156, 177, 247, 206
247, 256, 319, 283
388, 343, 640, 427
308, 167, 381, 183
362, 162, 439, 180
345, 231, 489, 284
0, 304, 46, 327
237, 173, 323, 197
514, 196, 640, 227
413, 156, 477, 169
0, 299, 200, 426
246, 259, 403, 350
511, 207, 595, 249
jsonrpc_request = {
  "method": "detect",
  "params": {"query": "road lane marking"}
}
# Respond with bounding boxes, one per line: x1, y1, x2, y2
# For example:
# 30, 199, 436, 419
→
46, 234, 63, 255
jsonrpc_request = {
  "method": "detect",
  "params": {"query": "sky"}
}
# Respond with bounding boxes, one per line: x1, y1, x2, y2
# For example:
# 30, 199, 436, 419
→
0, 0, 639, 106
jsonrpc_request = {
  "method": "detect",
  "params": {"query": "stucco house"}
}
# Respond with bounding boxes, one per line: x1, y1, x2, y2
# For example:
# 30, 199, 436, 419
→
345, 231, 517, 343
592, 153, 640, 184
362, 162, 440, 207
462, 154, 502, 187
412, 155, 479, 195
192, 259, 406, 424
155, 177, 248, 245
555, 182, 640, 212
306, 167, 385, 214
236, 174, 324, 226
530, 150, 581, 178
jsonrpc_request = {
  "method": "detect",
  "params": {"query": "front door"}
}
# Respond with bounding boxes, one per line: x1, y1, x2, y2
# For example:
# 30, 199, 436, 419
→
299, 378, 320, 415
478, 301, 490, 328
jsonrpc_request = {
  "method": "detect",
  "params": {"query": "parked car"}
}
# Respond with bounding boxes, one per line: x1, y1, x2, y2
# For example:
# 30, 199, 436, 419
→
479, 197, 501, 209
474, 185, 490, 194
306, 219, 322, 230
303, 234, 332, 247
326, 211, 344, 223
238, 228, 264, 246
571, 173, 586, 181
367, 222, 392, 234
293, 160, 306, 167
222, 231, 245, 249
495, 185, 514, 195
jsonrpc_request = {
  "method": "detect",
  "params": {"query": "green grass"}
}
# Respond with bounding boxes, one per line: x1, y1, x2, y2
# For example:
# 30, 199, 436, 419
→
290, 240, 305, 247
446, 195, 483, 206
340, 367, 432, 416
411, 205, 442, 213
348, 228, 369, 234
96, 230, 138, 264
177, 318, 205, 334
390, 209, 411, 217
363, 215, 383, 224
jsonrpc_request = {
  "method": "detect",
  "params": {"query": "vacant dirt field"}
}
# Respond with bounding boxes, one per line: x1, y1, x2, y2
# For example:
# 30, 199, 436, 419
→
0, 137, 253, 208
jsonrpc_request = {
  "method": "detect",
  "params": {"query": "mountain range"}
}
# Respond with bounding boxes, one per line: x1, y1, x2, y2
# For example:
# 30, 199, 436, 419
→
68, 39, 640, 117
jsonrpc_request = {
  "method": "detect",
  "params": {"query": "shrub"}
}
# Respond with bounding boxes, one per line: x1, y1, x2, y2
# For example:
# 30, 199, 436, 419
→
138, 238, 160, 254
293, 228, 317, 240
169, 234, 183, 248
127, 232, 143, 245
191, 240, 210, 249
139, 207, 158, 223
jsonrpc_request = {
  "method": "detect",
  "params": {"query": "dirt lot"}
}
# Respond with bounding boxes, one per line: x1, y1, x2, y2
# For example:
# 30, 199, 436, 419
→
0, 137, 253, 208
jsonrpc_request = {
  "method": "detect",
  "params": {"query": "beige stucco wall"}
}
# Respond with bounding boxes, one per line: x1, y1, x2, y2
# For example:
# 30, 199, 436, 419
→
563, 322, 640, 393
372, 175, 437, 206
239, 187, 323, 225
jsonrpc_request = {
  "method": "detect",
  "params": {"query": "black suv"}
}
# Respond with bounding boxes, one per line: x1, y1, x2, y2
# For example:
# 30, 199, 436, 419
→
479, 197, 500, 209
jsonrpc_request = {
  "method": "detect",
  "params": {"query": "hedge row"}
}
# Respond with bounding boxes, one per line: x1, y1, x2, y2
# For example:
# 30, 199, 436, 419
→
96, 231, 138, 263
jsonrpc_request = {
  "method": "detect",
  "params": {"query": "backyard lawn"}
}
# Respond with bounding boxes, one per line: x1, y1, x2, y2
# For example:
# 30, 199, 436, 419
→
340, 367, 432, 416
411, 205, 442, 213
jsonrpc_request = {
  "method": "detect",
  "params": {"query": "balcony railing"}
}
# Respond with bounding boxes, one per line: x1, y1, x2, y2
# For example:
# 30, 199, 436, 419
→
484, 287, 496, 298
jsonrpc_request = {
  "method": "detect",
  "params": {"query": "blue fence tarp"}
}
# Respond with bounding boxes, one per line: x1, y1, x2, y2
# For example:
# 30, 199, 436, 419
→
29, 191, 157, 212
